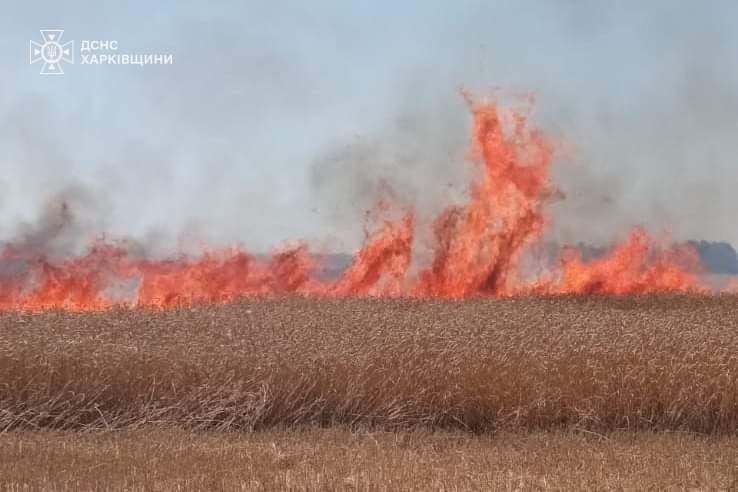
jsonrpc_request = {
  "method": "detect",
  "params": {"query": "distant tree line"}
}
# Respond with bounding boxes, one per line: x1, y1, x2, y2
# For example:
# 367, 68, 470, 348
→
687, 241, 738, 274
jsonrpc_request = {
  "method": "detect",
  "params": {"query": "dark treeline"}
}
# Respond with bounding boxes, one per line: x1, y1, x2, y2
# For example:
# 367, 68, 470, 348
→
688, 241, 738, 274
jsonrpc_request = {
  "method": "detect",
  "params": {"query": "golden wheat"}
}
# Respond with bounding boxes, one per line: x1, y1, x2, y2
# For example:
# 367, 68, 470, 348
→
2, 429, 737, 490
1, 295, 737, 433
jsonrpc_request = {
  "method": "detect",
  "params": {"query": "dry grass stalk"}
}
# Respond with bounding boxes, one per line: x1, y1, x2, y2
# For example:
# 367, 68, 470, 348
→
1, 295, 738, 433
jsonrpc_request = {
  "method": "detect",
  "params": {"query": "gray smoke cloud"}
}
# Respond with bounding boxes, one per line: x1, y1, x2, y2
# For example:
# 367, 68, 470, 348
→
309, 1, 738, 251
544, 3, 738, 247
0, 1, 737, 259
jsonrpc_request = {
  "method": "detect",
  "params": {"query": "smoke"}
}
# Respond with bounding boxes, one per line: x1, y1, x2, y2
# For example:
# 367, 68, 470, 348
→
7, 187, 101, 257
309, 1, 738, 251
309, 81, 472, 254
545, 14, 738, 247
1, 1, 737, 259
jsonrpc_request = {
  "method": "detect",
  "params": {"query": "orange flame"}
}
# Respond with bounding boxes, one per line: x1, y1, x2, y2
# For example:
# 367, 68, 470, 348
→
555, 228, 699, 295
411, 97, 553, 298
0, 94, 703, 311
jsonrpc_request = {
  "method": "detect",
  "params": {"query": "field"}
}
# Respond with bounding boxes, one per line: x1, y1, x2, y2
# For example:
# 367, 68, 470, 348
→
3, 429, 738, 490
2, 295, 738, 489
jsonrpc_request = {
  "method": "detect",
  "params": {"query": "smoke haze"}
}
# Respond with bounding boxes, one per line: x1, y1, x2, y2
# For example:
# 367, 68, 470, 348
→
1, 1, 737, 257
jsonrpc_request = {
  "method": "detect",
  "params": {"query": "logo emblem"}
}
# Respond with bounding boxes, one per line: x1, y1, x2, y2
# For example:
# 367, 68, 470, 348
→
30, 29, 74, 75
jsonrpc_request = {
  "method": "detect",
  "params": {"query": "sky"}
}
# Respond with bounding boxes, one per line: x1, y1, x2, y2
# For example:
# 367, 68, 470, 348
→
1, 0, 737, 255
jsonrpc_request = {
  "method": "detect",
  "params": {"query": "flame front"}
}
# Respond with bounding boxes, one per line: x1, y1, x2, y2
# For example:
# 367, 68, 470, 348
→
0, 95, 702, 311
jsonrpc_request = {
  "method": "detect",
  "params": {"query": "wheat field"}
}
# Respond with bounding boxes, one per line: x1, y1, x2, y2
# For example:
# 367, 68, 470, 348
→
2, 429, 738, 490
2, 295, 738, 433
3, 295, 738, 489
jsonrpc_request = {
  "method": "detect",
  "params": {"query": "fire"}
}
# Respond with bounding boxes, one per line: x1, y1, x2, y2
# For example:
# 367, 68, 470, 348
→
411, 97, 553, 298
331, 212, 414, 297
549, 228, 700, 295
0, 94, 703, 311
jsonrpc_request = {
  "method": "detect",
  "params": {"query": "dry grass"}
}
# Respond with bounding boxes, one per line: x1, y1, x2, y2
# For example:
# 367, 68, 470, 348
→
2, 295, 738, 433
1, 428, 737, 491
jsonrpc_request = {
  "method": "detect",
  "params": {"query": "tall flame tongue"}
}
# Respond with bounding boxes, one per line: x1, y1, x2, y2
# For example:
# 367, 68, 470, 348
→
411, 96, 554, 298
331, 211, 414, 297
0, 94, 702, 311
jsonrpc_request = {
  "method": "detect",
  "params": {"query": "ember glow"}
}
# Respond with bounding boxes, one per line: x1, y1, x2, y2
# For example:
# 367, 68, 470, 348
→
0, 95, 702, 311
